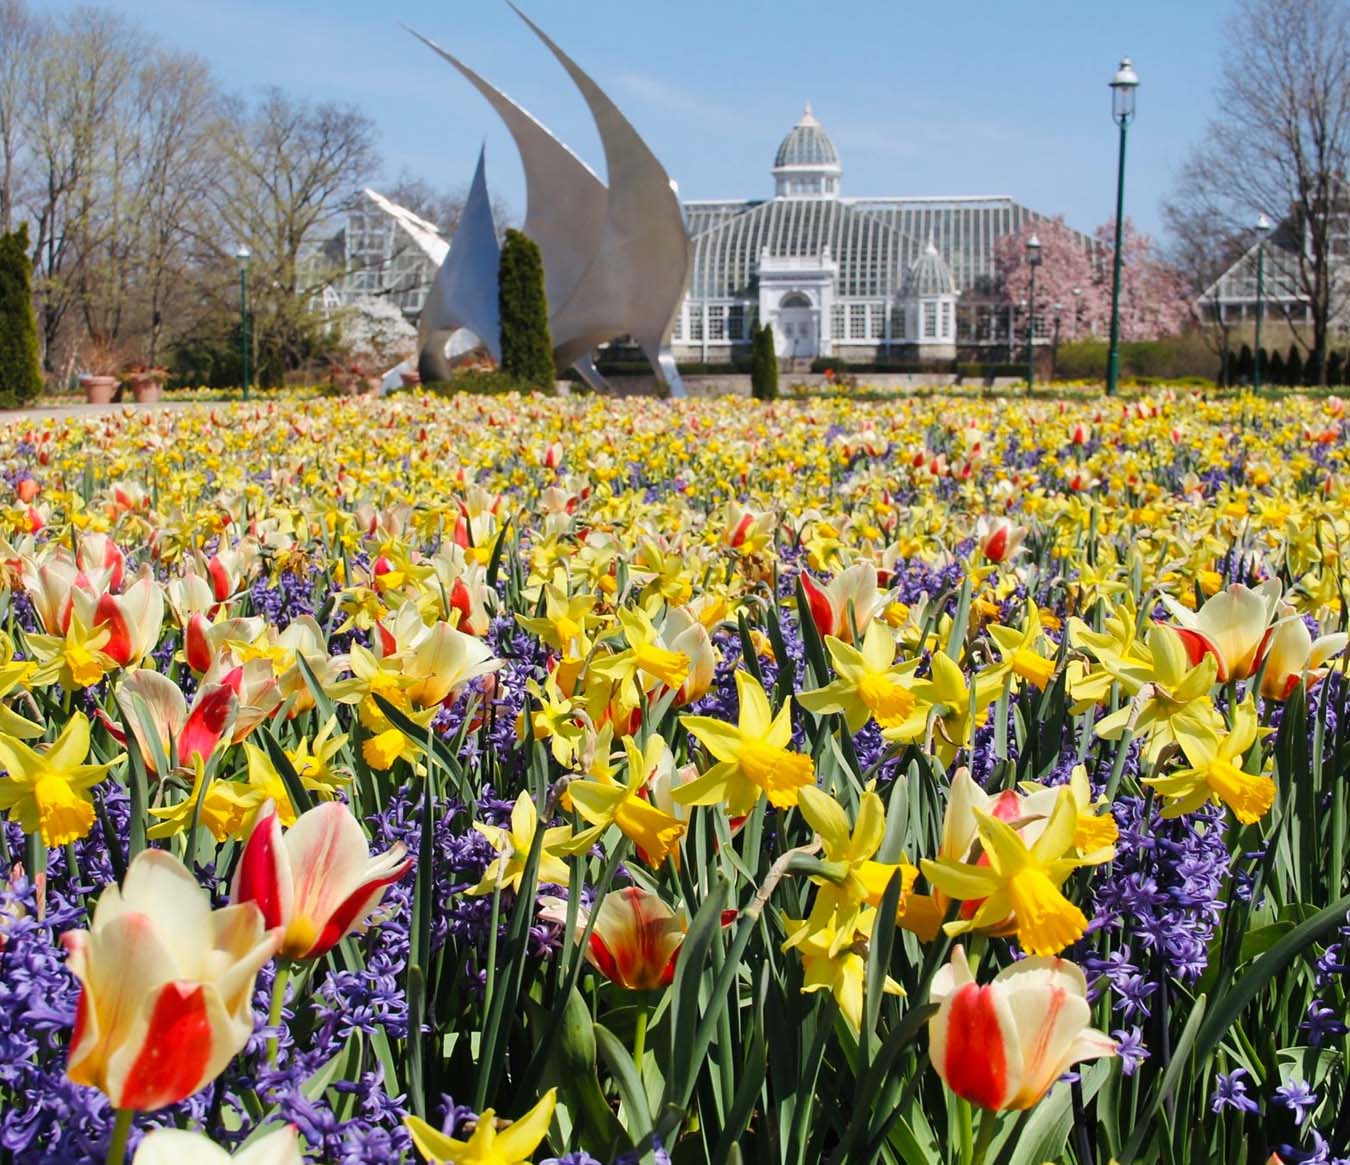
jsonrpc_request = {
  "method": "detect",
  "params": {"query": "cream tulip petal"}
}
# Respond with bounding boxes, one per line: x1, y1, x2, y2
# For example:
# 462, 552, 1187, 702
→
132, 1130, 234, 1165
98, 850, 214, 974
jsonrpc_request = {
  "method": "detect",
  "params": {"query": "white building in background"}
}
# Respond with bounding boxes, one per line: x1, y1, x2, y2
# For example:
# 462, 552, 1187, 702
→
309, 189, 447, 319
672, 105, 1095, 365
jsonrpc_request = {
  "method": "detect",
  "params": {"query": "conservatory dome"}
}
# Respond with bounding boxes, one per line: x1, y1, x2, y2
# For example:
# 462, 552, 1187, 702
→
903, 242, 959, 297
772, 104, 842, 198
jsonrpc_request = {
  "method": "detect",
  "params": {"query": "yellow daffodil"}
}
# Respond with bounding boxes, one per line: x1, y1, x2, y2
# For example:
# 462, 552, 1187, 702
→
677, 671, 814, 814
1145, 698, 1274, 824
921, 787, 1111, 957
985, 605, 1058, 691
798, 622, 920, 732
1094, 625, 1225, 765
468, 792, 573, 896
780, 906, 902, 1033
405, 1088, 557, 1165
0, 713, 117, 846
560, 734, 686, 867
790, 783, 937, 945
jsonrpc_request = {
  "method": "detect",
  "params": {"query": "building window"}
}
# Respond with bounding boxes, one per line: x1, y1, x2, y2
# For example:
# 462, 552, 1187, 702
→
941, 301, 952, 338
708, 304, 726, 340
832, 304, 845, 339
891, 306, 906, 340
923, 301, 938, 339
849, 303, 867, 339
672, 310, 683, 341
728, 304, 746, 340
871, 303, 887, 339
688, 307, 704, 341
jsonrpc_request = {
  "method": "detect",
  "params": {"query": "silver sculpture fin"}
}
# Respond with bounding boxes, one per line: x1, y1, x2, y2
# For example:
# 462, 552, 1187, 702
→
407, 29, 605, 320
417, 145, 501, 382
410, 13, 692, 397
506, 3, 690, 398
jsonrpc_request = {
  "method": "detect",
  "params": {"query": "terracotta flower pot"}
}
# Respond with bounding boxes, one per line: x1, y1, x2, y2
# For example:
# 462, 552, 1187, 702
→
130, 378, 162, 404
80, 375, 118, 404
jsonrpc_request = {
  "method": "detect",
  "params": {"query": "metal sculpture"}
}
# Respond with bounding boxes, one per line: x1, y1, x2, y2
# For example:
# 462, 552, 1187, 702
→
416, 146, 501, 382
410, 7, 691, 396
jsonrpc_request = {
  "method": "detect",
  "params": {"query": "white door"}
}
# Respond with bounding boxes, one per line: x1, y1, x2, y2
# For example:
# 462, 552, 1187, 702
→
773, 309, 818, 359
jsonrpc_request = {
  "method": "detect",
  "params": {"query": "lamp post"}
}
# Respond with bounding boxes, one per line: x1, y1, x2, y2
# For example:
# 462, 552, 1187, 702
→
1072, 286, 1084, 336
1105, 56, 1139, 396
1025, 233, 1041, 390
1253, 213, 1271, 393
234, 245, 251, 401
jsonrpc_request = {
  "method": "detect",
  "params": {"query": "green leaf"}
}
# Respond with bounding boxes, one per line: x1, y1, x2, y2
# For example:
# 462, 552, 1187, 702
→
1119, 994, 1207, 1163
258, 727, 315, 817
997, 1058, 1109, 1165
1194, 891, 1350, 1062
595, 1023, 654, 1141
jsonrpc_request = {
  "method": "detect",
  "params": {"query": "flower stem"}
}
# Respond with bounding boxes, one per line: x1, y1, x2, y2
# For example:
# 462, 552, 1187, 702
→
267, 961, 290, 1067
105, 1108, 134, 1165
633, 1000, 649, 1063
971, 1107, 999, 1165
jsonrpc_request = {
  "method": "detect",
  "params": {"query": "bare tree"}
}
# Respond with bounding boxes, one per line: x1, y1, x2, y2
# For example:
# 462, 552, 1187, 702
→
0, 0, 40, 233
1161, 190, 1249, 383
214, 87, 379, 377
385, 169, 514, 240
129, 49, 225, 363
1169, 0, 1350, 384
23, 7, 137, 367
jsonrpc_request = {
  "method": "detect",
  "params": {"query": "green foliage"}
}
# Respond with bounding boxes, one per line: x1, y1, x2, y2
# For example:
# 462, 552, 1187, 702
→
1327, 351, 1344, 386
418, 369, 533, 397
1287, 344, 1304, 386
498, 229, 555, 389
0, 224, 44, 407
1054, 335, 1219, 382
751, 322, 779, 400
1268, 348, 1286, 385
1237, 343, 1254, 382
810, 356, 850, 375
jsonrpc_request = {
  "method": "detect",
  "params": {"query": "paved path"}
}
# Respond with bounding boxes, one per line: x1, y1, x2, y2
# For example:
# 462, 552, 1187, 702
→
0, 399, 214, 424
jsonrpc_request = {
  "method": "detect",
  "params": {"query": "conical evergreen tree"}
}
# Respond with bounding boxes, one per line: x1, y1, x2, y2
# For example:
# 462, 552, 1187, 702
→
1268, 349, 1286, 386
497, 229, 554, 389
1236, 343, 1254, 383
751, 322, 778, 400
1304, 348, 1322, 387
1286, 344, 1303, 386
1328, 351, 1345, 387
0, 223, 43, 407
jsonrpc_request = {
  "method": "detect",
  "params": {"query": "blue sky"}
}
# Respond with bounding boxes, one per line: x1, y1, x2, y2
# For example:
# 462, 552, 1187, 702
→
60, 0, 1234, 239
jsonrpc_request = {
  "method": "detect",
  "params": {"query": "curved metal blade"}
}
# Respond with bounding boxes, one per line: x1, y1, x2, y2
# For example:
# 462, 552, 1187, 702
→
408, 26, 606, 316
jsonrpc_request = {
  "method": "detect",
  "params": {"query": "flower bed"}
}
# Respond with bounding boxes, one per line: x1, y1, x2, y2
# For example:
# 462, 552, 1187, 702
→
0, 389, 1347, 1164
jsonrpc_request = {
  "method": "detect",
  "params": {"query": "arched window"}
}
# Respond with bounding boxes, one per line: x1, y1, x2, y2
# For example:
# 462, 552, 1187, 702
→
780, 291, 812, 309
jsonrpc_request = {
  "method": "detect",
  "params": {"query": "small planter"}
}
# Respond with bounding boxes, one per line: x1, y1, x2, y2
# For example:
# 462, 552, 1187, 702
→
129, 377, 163, 404
80, 375, 118, 404
400, 368, 421, 388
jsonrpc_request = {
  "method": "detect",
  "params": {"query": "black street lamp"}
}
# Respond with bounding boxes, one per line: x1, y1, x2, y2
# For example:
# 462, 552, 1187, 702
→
1105, 56, 1139, 396
1025, 233, 1042, 390
1253, 213, 1272, 392
235, 245, 252, 401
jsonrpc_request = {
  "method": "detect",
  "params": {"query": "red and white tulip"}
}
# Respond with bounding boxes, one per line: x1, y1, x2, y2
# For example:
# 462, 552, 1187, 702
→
93, 569, 165, 668
929, 945, 1115, 1111
231, 800, 412, 961
63, 850, 282, 1111
1159, 579, 1282, 682
1259, 602, 1349, 701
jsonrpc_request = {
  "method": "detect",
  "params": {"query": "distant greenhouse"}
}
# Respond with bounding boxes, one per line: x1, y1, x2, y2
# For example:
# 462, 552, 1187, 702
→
675, 105, 1099, 365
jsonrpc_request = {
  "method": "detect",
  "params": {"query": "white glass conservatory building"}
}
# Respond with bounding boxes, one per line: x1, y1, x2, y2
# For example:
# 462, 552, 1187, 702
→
672, 106, 1094, 364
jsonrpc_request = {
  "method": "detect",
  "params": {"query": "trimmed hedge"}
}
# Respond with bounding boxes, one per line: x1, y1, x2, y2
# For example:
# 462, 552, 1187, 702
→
0, 224, 43, 407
